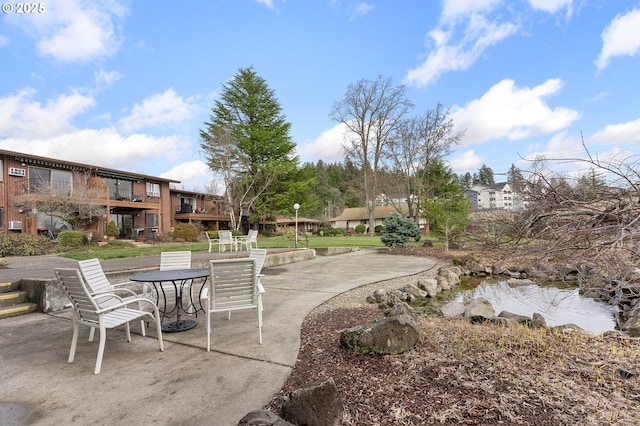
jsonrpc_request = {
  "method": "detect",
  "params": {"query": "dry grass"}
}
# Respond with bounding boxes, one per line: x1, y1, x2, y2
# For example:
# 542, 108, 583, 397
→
266, 248, 640, 425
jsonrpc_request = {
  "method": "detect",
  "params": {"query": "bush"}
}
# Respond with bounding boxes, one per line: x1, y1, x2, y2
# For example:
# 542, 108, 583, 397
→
205, 230, 219, 239
106, 220, 119, 237
172, 223, 198, 242
57, 231, 87, 249
0, 233, 55, 256
354, 224, 367, 234
380, 213, 421, 247
316, 227, 347, 237
374, 225, 385, 235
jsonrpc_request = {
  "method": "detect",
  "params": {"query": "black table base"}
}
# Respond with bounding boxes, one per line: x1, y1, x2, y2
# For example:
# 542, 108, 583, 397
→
162, 319, 197, 333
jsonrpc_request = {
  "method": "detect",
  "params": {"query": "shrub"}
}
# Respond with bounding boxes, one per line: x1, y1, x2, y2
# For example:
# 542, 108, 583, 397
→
57, 231, 87, 249
316, 227, 347, 237
354, 224, 367, 234
374, 225, 385, 235
172, 223, 198, 242
380, 213, 421, 247
205, 230, 219, 239
106, 220, 119, 237
0, 233, 54, 256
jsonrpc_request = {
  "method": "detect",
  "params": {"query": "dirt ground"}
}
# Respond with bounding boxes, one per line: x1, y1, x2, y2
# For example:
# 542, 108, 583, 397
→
266, 247, 640, 425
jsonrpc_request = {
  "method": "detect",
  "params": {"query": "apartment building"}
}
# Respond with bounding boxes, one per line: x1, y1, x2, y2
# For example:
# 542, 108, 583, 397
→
0, 149, 181, 239
464, 182, 529, 212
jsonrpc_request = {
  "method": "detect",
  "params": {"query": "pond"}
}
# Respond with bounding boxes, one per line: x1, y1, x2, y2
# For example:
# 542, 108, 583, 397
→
452, 280, 620, 334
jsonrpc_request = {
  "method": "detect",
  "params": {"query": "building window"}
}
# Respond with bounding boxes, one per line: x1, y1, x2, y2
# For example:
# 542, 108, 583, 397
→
0, 160, 3, 181
104, 178, 133, 200
146, 213, 158, 228
28, 167, 72, 196
0, 207, 3, 227
146, 182, 160, 197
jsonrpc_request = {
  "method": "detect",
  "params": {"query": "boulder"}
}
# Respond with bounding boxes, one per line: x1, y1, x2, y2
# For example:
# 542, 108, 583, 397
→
416, 278, 438, 297
281, 377, 344, 426
403, 283, 428, 300
498, 310, 532, 325
238, 410, 294, 426
340, 314, 420, 355
440, 301, 465, 317
531, 312, 547, 328
436, 275, 452, 291
464, 298, 495, 322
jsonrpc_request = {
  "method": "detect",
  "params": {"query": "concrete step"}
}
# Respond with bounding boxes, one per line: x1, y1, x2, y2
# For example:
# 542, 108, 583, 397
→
0, 291, 28, 308
0, 303, 39, 320
0, 281, 19, 294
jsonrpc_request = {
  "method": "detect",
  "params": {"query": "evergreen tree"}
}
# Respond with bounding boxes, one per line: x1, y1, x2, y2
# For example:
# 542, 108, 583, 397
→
200, 66, 298, 227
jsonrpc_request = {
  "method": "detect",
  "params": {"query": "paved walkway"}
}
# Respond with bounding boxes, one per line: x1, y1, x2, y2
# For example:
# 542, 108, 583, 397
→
0, 249, 435, 425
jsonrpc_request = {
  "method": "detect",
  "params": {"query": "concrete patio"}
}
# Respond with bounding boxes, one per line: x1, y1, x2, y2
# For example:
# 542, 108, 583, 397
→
0, 249, 435, 425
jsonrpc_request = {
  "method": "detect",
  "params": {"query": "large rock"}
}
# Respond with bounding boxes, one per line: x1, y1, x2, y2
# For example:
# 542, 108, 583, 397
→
464, 298, 496, 322
440, 300, 466, 317
403, 283, 428, 300
238, 410, 294, 426
416, 278, 438, 297
340, 314, 420, 355
281, 377, 344, 426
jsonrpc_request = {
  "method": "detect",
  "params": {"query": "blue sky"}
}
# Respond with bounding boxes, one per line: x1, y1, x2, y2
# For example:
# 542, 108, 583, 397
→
1, 0, 639, 191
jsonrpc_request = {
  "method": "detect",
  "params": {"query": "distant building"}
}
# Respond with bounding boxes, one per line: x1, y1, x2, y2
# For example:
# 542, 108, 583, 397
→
330, 205, 428, 233
464, 182, 529, 212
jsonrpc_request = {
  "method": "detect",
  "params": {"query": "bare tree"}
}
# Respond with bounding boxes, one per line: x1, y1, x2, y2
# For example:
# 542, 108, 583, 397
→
330, 76, 413, 234
473, 140, 640, 301
384, 103, 463, 222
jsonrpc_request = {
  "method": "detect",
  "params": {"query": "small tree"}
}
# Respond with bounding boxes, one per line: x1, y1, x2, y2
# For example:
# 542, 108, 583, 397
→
106, 220, 119, 238
422, 194, 470, 251
380, 213, 421, 247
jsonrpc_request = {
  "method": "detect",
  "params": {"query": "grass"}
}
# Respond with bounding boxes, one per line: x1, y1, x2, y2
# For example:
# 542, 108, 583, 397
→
59, 234, 425, 261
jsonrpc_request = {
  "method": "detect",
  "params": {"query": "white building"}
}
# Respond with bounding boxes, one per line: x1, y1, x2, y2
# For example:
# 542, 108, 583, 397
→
464, 182, 529, 212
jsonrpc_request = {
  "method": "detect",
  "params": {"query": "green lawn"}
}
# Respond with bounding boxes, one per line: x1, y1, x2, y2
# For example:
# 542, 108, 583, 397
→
60, 234, 427, 261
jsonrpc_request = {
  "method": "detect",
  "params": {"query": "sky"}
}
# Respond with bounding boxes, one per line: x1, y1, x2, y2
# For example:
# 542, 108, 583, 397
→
1, 0, 640, 192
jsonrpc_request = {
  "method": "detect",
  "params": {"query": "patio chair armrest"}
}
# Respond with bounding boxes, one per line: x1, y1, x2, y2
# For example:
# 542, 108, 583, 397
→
200, 287, 210, 303
94, 296, 158, 314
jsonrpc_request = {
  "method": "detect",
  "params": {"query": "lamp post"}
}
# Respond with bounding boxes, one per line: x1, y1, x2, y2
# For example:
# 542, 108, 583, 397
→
293, 203, 300, 248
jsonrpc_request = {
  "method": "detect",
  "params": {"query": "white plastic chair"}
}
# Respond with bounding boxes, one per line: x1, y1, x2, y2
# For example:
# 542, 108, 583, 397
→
218, 230, 236, 252
245, 229, 259, 250
55, 268, 164, 375
205, 232, 219, 253
158, 251, 194, 312
249, 248, 267, 295
78, 258, 151, 340
201, 258, 262, 351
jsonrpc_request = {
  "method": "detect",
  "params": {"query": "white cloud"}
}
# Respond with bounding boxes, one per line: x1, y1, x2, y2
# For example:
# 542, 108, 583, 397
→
441, 0, 502, 21
596, 8, 640, 70
451, 78, 580, 145
161, 160, 213, 191
449, 150, 483, 173
94, 68, 123, 90
7, 0, 128, 62
591, 117, 640, 145
117, 89, 198, 133
0, 87, 94, 138
0, 129, 185, 171
404, 15, 519, 87
296, 123, 347, 163
527, 0, 573, 14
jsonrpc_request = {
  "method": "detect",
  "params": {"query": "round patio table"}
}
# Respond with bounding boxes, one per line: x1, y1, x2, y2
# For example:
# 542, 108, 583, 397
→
130, 268, 209, 332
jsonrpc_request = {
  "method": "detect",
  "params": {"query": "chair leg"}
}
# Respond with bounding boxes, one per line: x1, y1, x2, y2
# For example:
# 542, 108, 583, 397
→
152, 310, 164, 352
69, 321, 80, 363
257, 304, 263, 345
95, 323, 107, 375
88, 327, 95, 342
206, 310, 211, 352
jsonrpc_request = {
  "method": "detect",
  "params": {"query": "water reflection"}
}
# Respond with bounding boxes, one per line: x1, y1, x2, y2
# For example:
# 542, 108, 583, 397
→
453, 280, 619, 334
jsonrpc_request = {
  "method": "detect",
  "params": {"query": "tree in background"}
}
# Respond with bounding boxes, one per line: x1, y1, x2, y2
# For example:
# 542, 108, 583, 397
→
330, 76, 413, 235
422, 193, 470, 251
384, 102, 463, 223
507, 163, 526, 191
474, 164, 495, 185
200, 66, 298, 229
380, 212, 421, 247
